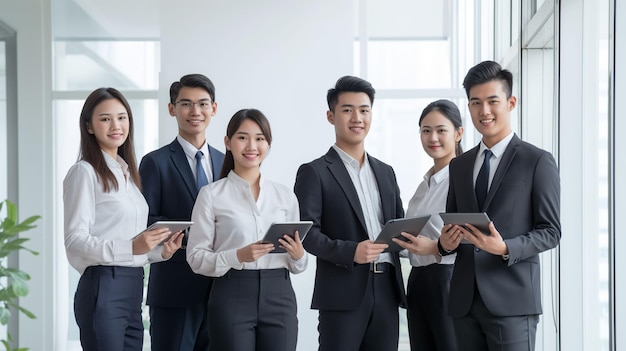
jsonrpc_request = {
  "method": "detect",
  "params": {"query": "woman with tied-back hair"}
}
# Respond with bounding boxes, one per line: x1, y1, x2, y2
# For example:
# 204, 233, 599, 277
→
393, 99, 464, 351
63, 87, 183, 351
187, 108, 307, 351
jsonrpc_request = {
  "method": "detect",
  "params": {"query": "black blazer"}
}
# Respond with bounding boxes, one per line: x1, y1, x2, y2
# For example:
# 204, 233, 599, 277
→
446, 135, 560, 317
139, 139, 224, 308
294, 147, 407, 311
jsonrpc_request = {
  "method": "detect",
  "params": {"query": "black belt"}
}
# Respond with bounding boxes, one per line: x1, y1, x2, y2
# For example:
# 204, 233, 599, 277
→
370, 262, 392, 273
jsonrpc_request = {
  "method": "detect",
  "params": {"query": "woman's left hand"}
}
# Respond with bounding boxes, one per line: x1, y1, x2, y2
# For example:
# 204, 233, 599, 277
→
278, 231, 305, 260
161, 231, 184, 260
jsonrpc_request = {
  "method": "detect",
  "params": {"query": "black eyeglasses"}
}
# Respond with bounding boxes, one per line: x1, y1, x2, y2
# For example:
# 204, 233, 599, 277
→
175, 100, 213, 110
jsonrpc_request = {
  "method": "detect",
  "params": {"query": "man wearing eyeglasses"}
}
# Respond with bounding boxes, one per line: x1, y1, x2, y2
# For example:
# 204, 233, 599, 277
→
139, 74, 224, 351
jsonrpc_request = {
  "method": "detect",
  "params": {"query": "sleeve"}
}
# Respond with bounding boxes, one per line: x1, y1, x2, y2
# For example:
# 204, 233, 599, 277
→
63, 164, 133, 269
505, 152, 561, 266
139, 154, 167, 225
284, 191, 308, 274
186, 187, 243, 277
294, 163, 358, 268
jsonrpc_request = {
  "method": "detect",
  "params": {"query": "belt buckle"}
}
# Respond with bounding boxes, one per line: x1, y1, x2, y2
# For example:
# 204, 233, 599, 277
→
372, 262, 383, 274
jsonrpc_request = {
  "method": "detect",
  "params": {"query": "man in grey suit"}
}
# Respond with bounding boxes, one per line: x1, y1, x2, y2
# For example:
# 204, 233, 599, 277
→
294, 76, 406, 351
439, 61, 561, 351
140, 74, 224, 351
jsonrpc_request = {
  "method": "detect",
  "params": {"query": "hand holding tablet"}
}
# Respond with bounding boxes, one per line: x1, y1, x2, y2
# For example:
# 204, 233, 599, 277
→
136, 221, 193, 245
374, 215, 431, 252
439, 213, 491, 243
261, 221, 313, 253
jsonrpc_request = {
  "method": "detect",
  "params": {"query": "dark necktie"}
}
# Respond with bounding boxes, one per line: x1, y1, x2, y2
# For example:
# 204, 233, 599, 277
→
475, 149, 493, 211
195, 151, 209, 192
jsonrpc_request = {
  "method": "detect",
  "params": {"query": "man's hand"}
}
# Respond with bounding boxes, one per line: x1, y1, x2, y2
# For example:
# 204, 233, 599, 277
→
353, 240, 388, 264
458, 222, 508, 256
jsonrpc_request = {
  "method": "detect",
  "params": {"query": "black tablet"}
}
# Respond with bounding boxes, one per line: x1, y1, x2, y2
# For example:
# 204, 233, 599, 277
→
374, 215, 431, 252
439, 212, 492, 243
261, 221, 313, 253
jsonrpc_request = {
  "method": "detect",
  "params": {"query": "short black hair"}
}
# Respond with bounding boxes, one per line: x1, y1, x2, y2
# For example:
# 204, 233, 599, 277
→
169, 74, 216, 104
327, 76, 375, 111
462, 61, 513, 99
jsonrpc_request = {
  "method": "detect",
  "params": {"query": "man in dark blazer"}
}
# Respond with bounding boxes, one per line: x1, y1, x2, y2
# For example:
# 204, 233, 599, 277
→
139, 74, 224, 351
294, 76, 407, 351
439, 61, 561, 351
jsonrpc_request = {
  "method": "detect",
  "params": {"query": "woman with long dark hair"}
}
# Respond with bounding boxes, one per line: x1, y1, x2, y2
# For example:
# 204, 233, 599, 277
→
63, 87, 182, 351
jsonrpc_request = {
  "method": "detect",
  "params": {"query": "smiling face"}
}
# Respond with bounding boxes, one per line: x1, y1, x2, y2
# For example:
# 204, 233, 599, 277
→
420, 110, 463, 171
169, 86, 217, 148
88, 98, 129, 158
224, 118, 269, 174
327, 92, 372, 154
467, 80, 516, 148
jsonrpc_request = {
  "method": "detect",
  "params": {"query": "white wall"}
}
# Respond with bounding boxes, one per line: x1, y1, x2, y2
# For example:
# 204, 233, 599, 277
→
0, 1, 55, 350
158, 1, 353, 349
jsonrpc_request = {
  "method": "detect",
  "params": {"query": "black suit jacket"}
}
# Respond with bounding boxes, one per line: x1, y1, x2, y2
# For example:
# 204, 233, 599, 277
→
446, 134, 560, 317
139, 138, 224, 308
294, 147, 407, 311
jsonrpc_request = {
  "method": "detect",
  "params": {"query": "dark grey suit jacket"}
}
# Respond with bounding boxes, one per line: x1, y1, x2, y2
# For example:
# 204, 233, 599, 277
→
139, 138, 224, 308
446, 134, 560, 317
294, 147, 407, 311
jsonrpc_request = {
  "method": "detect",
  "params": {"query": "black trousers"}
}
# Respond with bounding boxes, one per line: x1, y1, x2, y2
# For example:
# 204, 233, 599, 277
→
452, 284, 539, 351
318, 263, 400, 351
149, 302, 210, 351
74, 265, 144, 351
207, 268, 298, 351
406, 264, 457, 351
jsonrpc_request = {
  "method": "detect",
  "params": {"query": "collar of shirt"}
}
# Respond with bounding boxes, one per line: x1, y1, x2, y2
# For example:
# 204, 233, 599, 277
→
332, 144, 370, 171
478, 131, 515, 159
424, 165, 449, 186
177, 134, 210, 160
226, 169, 266, 189
102, 150, 129, 177
177, 134, 213, 182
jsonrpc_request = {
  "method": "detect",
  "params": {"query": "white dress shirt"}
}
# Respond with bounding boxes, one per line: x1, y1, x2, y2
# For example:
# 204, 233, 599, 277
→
474, 131, 515, 190
177, 134, 213, 183
63, 152, 164, 275
405, 166, 456, 266
187, 171, 308, 277
332, 144, 393, 265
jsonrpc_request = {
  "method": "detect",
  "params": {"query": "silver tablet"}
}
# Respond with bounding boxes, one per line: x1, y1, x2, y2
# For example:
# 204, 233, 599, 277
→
261, 221, 313, 253
375, 215, 431, 252
439, 212, 492, 241
138, 221, 194, 245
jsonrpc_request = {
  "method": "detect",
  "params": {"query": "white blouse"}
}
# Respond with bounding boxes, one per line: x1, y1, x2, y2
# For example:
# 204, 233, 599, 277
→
187, 171, 308, 277
405, 165, 456, 267
63, 152, 163, 275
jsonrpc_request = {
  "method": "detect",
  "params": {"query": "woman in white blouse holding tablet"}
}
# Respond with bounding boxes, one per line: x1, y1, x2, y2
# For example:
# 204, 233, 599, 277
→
393, 99, 464, 351
187, 108, 307, 351
63, 87, 183, 351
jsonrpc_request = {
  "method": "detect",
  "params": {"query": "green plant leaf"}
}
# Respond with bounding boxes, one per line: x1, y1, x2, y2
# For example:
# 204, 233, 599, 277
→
0, 307, 10, 325
0, 267, 30, 281
9, 279, 29, 297
13, 304, 36, 319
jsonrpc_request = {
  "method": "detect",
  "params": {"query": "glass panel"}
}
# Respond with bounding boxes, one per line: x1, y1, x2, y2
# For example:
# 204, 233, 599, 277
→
366, 40, 452, 90
53, 41, 160, 91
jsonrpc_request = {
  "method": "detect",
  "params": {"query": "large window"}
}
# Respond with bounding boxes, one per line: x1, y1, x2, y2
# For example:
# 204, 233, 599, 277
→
354, 0, 476, 349
52, 2, 160, 349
